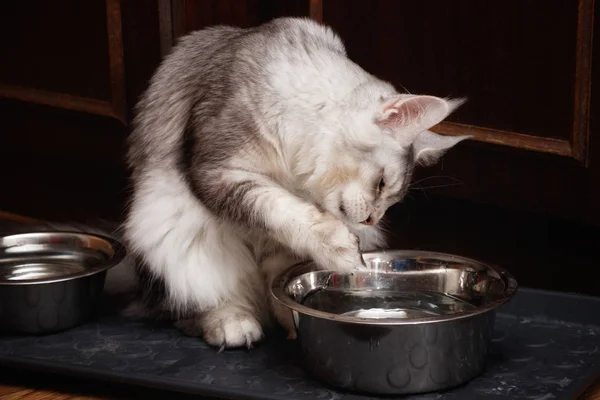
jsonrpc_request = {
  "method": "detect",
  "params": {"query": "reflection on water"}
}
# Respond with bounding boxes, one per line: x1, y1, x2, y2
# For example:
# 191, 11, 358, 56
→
302, 289, 476, 319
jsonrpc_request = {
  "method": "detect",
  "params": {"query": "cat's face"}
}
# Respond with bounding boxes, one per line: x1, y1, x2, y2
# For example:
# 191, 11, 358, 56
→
320, 138, 411, 228
313, 94, 468, 231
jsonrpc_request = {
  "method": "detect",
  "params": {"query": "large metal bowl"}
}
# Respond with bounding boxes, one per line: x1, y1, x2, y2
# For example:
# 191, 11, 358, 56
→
0, 231, 125, 335
271, 250, 518, 395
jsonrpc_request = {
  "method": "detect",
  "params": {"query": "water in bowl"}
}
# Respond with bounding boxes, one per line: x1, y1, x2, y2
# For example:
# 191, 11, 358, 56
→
301, 289, 476, 320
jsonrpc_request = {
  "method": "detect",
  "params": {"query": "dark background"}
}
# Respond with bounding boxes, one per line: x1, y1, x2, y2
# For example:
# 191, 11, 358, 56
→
1, 0, 598, 295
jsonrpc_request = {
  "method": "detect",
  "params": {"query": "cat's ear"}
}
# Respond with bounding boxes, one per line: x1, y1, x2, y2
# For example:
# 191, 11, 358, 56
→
376, 95, 465, 143
412, 130, 470, 166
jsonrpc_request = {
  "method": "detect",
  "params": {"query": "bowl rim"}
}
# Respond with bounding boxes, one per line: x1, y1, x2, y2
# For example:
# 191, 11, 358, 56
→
271, 249, 518, 326
0, 231, 126, 286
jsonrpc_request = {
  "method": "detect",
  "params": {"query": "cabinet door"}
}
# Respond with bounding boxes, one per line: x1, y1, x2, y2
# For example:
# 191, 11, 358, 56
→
0, 0, 162, 220
316, 0, 599, 226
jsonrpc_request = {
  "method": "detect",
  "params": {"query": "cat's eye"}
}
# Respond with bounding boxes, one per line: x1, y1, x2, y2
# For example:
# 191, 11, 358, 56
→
378, 177, 385, 191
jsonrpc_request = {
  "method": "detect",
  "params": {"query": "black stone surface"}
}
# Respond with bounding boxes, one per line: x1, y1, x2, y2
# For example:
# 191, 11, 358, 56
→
0, 288, 599, 399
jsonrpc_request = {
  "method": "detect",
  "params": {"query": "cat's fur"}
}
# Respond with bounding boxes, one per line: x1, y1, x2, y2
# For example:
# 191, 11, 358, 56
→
123, 17, 468, 349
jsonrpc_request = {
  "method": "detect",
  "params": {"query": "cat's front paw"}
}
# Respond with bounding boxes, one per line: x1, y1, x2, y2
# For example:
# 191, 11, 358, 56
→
176, 306, 264, 350
311, 213, 365, 272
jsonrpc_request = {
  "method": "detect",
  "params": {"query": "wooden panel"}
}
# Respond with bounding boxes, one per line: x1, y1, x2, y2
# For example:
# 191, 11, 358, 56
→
386, 191, 600, 297
309, 0, 323, 22
0, 86, 122, 121
0, 0, 162, 222
321, 0, 593, 163
0, 99, 129, 221
311, 0, 600, 226
120, 0, 163, 121
0, 99, 126, 165
408, 138, 599, 226
181, 0, 263, 31
172, 0, 310, 37
0, 0, 126, 122
419, 0, 600, 225
572, 0, 595, 163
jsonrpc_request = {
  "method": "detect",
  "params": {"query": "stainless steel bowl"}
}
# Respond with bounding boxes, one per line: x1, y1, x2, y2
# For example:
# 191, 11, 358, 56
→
0, 231, 125, 334
271, 250, 517, 395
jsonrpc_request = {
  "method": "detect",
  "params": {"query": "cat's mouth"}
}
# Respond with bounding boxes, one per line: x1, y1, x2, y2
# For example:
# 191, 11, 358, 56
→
349, 218, 380, 231
360, 216, 375, 226
337, 213, 377, 229
336, 203, 379, 227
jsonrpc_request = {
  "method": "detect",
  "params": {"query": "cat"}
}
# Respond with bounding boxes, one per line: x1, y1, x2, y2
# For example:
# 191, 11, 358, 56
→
123, 17, 469, 349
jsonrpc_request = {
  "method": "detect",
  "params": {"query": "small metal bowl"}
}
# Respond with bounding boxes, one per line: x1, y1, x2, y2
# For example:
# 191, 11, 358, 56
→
0, 231, 125, 335
271, 250, 517, 395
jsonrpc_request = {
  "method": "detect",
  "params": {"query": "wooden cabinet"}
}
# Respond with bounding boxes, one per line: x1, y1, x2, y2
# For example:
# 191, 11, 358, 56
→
322, 0, 600, 225
0, 0, 162, 220
322, 0, 599, 226
1, 0, 599, 295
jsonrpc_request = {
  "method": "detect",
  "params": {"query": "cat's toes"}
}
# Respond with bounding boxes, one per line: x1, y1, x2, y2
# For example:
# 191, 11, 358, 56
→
201, 309, 264, 349
316, 227, 365, 272
313, 218, 364, 272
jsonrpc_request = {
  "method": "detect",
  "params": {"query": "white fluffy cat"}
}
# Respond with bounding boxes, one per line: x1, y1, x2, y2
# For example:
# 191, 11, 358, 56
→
122, 17, 468, 349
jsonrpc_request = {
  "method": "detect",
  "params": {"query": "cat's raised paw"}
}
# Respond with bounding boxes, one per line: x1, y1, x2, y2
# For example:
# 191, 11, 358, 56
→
311, 214, 364, 272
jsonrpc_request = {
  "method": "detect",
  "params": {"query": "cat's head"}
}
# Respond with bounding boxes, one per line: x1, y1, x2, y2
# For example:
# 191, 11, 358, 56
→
308, 90, 469, 233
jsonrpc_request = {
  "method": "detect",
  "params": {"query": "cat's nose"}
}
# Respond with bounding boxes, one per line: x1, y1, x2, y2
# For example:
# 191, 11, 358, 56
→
361, 216, 374, 225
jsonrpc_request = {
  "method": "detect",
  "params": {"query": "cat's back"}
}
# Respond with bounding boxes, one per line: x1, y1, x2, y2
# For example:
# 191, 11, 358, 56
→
127, 24, 246, 168
128, 18, 358, 169
168, 17, 345, 80
238, 18, 366, 108
241, 18, 350, 78
137, 17, 349, 117
257, 17, 346, 55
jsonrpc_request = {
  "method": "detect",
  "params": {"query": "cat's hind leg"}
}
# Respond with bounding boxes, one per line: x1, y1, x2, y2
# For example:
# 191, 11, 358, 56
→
167, 242, 269, 349
124, 174, 268, 349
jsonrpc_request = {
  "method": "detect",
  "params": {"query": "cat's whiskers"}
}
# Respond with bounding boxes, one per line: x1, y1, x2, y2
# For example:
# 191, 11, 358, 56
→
376, 219, 393, 237
412, 182, 464, 191
397, 83, 412, 95
404, 175, 462, 203
410, 175, 461, 187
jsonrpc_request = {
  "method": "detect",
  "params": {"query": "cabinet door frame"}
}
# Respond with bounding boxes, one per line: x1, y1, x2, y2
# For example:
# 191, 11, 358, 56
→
0, 0, 127, 123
